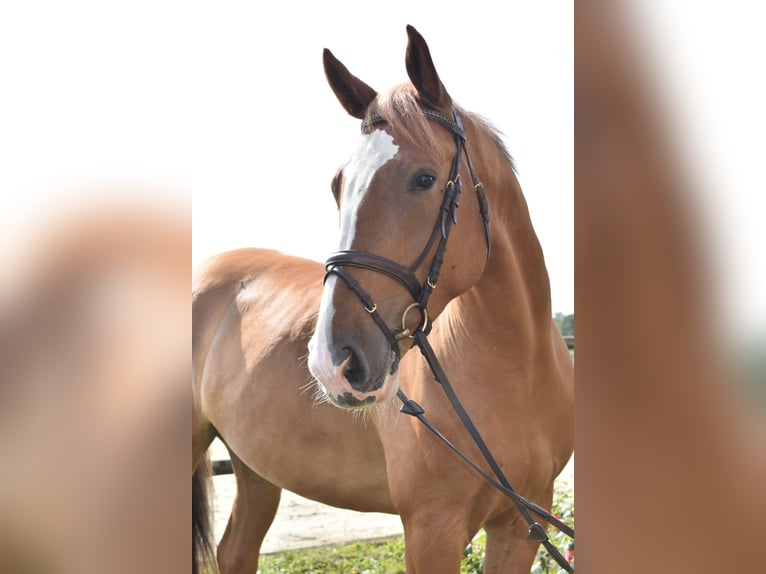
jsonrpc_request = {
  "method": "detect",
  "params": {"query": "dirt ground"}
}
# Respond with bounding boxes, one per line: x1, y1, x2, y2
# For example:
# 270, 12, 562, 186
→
209, 439, 574, 554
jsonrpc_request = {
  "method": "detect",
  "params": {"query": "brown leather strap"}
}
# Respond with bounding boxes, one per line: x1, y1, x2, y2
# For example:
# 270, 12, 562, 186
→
326, 251, 422, 300
329, 267, 401, 366
361, 108, 465, 140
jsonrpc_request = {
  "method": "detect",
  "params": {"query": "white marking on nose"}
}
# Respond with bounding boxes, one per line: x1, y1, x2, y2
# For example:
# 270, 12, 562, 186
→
309, 130, 398, 398
308, 275, 338, 384
339, 129, 398, 248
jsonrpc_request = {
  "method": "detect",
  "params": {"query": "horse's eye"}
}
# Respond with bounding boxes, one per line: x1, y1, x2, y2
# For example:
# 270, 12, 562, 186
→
414, 174, 436, 190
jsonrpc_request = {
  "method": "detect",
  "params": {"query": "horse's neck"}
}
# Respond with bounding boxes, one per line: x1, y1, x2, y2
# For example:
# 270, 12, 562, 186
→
450, 168, 553, 353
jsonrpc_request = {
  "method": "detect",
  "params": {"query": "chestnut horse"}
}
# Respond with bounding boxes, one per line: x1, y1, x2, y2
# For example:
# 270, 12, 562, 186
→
193, 26, 573, 574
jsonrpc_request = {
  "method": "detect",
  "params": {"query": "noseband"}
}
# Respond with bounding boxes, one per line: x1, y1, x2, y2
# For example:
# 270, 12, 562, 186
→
325, 107, 491, 363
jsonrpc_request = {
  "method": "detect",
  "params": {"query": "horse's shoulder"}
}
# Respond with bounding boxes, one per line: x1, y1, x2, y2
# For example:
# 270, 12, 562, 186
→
192, 249, 320, 364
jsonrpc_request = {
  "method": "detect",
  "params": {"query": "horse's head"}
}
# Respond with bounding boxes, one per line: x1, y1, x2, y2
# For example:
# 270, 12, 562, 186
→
308, 26, 491, 409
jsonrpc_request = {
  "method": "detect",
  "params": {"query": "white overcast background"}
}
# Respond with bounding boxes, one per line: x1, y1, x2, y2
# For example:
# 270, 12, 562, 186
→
3, 1, 765, 331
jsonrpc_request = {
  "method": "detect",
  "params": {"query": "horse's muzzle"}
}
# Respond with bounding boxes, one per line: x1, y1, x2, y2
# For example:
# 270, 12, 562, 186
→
307, 332, 399, 409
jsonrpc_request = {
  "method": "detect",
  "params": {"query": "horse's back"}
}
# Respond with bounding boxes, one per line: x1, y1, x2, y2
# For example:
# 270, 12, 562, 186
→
193, 248, 322, 374
193, 248, 322, 314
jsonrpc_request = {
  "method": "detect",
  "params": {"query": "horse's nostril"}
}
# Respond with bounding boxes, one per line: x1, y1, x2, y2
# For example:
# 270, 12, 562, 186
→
341, 346, 369, 391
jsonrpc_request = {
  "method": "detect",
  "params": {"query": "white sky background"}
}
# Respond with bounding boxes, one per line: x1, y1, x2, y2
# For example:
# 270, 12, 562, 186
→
628, 1, 766, 340
0, 1, 574, 314
8, 2, 764, 331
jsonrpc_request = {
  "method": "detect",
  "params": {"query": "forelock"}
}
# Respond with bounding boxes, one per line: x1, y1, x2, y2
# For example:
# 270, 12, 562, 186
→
364, 85, 439, 153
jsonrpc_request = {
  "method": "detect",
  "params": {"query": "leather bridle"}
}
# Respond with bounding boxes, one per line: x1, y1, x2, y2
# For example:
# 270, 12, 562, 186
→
324, 106, 574, 572
326, 107, 490, 364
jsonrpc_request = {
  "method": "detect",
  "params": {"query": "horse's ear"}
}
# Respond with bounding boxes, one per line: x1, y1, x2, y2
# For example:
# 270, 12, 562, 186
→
405, 25, 451, 112
323, 48, 378, 120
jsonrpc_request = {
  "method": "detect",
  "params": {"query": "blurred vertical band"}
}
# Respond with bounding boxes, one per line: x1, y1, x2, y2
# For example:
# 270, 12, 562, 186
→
0, 196, 190, 573
576, 1, 765, 572
1, 2, 191, 571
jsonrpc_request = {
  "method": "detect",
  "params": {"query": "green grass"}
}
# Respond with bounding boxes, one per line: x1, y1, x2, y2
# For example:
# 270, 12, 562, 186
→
258, 537, 406, 574
257, 486, 573, 574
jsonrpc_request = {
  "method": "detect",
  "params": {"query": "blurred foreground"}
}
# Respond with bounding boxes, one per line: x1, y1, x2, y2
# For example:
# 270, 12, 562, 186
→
577, 1, 765, 572
0, 195, 189, 573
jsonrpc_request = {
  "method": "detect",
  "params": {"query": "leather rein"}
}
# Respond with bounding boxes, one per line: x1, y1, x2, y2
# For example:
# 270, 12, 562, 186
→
324, 107, 574, 572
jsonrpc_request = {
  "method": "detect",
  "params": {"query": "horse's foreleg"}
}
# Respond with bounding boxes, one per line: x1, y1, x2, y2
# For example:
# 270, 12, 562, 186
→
483, 488, 554, 574
217, 451, 282, 574
400, 513, 470, 574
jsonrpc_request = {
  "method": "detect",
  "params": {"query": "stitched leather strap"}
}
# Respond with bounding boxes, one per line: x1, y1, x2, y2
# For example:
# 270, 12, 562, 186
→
326, 251, 422, 301
361, 108, 465, 140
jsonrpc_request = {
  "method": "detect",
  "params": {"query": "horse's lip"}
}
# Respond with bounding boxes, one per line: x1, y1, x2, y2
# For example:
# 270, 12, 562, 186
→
331, 392, 377, 409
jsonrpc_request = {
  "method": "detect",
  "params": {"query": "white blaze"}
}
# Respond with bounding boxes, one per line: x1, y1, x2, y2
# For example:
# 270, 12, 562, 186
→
338, 129, 399, 248
307, 274, 338, 384
308, 129, 398, 389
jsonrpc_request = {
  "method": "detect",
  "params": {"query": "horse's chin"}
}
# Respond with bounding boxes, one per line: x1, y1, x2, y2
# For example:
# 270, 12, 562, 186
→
314, 371, 400, 410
